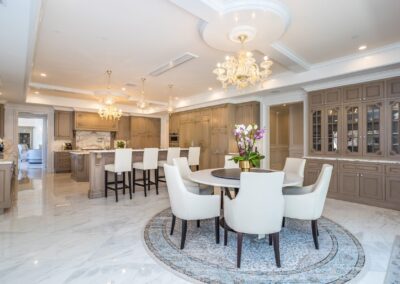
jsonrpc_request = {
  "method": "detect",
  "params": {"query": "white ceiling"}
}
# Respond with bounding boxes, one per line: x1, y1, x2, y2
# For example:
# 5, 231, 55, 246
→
1, 0, 400, 112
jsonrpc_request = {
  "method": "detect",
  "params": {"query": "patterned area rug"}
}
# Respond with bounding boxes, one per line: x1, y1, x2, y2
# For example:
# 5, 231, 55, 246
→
144, 208, 365, 283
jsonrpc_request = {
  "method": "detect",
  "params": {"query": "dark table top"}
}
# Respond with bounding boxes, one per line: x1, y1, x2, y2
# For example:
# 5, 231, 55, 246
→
211, 168, 274, 180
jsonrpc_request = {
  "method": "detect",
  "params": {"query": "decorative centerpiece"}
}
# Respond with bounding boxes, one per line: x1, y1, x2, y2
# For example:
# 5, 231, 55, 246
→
232, 124, 265, 172
115, 140, 126, 149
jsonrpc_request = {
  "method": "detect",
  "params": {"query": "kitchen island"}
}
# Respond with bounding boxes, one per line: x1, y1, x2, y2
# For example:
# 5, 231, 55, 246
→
0, 160, 14, 214
87, 149, 188, 198
70, 151, 90, 182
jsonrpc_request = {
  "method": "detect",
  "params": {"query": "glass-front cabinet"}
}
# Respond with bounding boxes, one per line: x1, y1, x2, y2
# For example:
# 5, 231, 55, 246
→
344, 104, 362, 155
388, 100, 400, 158
325, 106, 341, 154
310, 108, 324, 154
363, 101, 384, 156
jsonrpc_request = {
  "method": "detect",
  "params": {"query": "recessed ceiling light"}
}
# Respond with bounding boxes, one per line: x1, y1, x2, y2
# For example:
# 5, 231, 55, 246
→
208, 87, 213, 91
358, 45, 367, 51
234, 15, 239, 22
0, 92, 2, 96
34, 91, 39, 94
174, 96, 179, 100
121, 87, 126, 91
283, 104, 286, 107
40, 73, 47, 77
251, 12, 256, 19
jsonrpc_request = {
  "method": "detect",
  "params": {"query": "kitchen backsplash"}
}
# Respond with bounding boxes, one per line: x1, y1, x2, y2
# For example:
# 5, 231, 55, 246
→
75, 131, 111, 149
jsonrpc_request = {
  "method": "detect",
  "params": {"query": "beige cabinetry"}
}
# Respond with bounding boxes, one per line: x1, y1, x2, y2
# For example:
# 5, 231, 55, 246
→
387, 99, 400, 158
71, 153, 89, 182
74, 111, 118, 131
169, 113, 180, 133
0, 162, 13, 213
54, 111, 73, 140
386, 77, 400, 98
385, 165, 400, 208
130, 117, 160, 149
116, 116, 130, 144
304, 159, 338, 198
54, 152, 71, 173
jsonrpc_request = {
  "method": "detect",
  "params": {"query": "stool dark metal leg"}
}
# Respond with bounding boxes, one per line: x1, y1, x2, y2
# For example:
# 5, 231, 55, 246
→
114, 173, 118, 202
155, 169, 159, 195
132, 169, 136, 193
128, 171, 132, 199
147, 170, 151, 193
122, 172, 126, 195
143, 170, 147, 197
105, 171, 108, 198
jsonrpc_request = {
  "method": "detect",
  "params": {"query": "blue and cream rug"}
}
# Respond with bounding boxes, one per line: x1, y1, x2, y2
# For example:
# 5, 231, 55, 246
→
144, 208, 365, 283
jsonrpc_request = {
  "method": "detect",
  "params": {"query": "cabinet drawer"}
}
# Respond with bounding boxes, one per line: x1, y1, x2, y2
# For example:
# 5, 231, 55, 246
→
340, 162, 358, 172
357, 163, 383, 173
385, 165, 400, 176
306, 160, 323, 169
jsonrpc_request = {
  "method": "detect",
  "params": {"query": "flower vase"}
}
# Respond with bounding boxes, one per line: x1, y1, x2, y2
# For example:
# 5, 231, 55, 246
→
239, 160, 251, 172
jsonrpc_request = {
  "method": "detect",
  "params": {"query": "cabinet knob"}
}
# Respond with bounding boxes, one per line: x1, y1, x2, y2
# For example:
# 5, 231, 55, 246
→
360, 174, 363, 177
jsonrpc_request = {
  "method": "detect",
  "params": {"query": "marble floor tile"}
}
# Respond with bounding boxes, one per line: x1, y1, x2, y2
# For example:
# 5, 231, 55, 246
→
0, 169, 398, 283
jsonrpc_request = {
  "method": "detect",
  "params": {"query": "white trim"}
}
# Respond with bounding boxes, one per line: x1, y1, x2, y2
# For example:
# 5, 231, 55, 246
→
271, 41, 311, 70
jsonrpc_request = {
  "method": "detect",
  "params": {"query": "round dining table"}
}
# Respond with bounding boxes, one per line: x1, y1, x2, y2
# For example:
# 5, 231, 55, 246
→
189, 168, 302, 188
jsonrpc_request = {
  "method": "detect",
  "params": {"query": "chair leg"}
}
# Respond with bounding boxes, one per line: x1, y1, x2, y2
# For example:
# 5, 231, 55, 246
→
215, 217, 220, 244
157, 168, 160, 191
237, 232, 243, 268
269, 234, 272, 246
311, 220, 319, 250
132, 169, 136, 193
197, 220, 200, 228
224, 226, 228, 246
143, 170, 147, 197
147, 170, 151, 193
114, 173, 118, 202
128, 171, 132, 199
155, 169, 159, 195
272, 232, 281, 268
104, 171, 108, 198
282, 217, 285, 227
122, 172, 126, 195
180, 219, 187, 249
220, 188, 224, 209
170, 214, 176, 235
196, 165, 199, 171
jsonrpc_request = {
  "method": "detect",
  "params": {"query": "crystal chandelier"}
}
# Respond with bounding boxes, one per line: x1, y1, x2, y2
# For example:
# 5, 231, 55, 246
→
213, 34, 273, 89
137, 78, 148, 109
97, 70, 123, 120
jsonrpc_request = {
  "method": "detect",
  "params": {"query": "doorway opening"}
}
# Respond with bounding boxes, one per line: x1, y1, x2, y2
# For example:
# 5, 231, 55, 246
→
269, 102, 304, 170
17, 113, 47, 170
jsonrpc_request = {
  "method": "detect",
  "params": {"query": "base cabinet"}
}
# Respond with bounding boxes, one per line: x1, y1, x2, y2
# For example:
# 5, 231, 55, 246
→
305, 159, 400, 210
54, 152, 71, 173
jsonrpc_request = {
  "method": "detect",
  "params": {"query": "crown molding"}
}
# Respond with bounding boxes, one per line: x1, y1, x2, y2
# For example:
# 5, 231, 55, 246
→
270, 41, 311, 70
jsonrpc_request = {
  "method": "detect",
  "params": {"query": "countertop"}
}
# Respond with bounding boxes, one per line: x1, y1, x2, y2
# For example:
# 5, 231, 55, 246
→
89, 148, 189, 153
305, 156, 400, 164
0, 160, 13, 165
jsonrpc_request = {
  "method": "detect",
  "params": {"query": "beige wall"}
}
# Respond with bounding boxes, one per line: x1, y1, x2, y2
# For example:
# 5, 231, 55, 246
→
270, 106, 289, 170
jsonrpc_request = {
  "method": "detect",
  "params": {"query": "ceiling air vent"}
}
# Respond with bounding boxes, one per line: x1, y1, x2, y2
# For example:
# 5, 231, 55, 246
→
149, 52, 199, 77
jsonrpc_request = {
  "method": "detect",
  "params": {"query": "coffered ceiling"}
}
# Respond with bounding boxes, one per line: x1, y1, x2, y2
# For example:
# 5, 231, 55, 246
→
1, 0, 400, 113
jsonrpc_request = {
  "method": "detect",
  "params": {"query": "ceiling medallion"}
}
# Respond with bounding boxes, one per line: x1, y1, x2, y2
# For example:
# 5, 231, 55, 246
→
97, 70, 122, 120
213, 33, 273, 89
137, 78, 148, 109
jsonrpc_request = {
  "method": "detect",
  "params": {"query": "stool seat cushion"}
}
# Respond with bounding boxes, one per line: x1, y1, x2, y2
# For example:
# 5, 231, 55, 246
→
158, 160, 167, 167
132, 162, 145, 170
105, 164, 116, 173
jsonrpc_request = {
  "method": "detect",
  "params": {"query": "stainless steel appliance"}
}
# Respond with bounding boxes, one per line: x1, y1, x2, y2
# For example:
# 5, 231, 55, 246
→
169, 133, 179, 147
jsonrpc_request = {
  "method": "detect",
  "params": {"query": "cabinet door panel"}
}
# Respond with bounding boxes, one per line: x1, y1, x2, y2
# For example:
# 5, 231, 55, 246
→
55, 111, 73, 140
385, 176, 400, 208
359, 174, 384, 201
339, 172, 359, 197
363, 81, 384, 101
309, 91, 324, 106
309, 108, 324, 154
304, 168, 320, 186
386, 77, 400, 98
328, 172, 339, 194
325, 106, 341, 154
343, 85, 362, 103
325, 88, 341, 105
343, 104, 362, 155
362, 101, 384, 156
388, 100, 400, 158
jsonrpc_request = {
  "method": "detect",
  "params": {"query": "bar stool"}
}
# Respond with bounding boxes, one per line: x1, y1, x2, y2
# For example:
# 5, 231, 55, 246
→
158, 147, 180, 184
188, 146, 200, 171
104, 148, 133, 202
132, 148, 159, 197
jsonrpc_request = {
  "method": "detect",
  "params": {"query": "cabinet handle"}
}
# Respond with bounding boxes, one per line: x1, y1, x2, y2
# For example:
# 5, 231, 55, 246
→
360, 174, 363, 177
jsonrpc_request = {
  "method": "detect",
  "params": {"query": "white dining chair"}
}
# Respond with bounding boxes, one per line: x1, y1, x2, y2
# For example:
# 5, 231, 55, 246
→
104, 148, 133, 202
173, 157, 213, 195
224, 155, 239, 169
224, 171, 285, 268
283, 164, 333, 250
164, 164, 220, 249
282, 157, 306, 187
158, 147, 181, 184
188, 147, 200, 171
132, 148, 159, 196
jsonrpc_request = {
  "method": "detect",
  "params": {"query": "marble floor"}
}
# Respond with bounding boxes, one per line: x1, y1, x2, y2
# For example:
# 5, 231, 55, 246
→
0, 169, 399, 284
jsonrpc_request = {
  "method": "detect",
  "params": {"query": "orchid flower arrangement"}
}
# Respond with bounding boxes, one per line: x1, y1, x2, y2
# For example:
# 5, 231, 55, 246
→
232, 124, 265, 168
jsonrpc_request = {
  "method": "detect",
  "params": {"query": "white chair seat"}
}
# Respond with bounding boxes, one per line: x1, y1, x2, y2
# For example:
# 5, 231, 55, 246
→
104, 164, 116, 173
132, 162, 145, 170
158, 160, 167, 167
